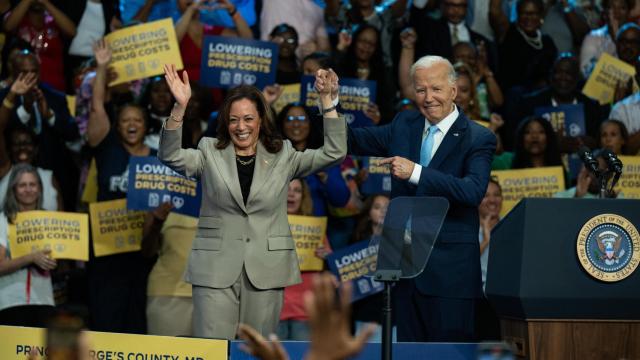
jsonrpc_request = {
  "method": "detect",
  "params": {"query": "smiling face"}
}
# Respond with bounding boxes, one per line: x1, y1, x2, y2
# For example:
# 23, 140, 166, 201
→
600, 121, 626, 155
452, 42, 477, 70
413, 63, 457, 123
282, 106, 310, 148
479, 181, 502, 219
228, 98, 261, 155
354, 27, 378, 63
15, 171, 41, 210
616, 27, 640, 65
551, 58, 580, 97
523, 120, 547, 156
116, 106, 147, 147
9, 130, 37, 165
287, 179, 303, 214
369, 195, 389, 227
455, 73, 473, 114
517, 0, 543, 35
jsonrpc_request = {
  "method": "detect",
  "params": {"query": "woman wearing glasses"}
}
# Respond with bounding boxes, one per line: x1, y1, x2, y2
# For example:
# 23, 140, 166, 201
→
277, 103, 350, 217
269, 24, 302, 85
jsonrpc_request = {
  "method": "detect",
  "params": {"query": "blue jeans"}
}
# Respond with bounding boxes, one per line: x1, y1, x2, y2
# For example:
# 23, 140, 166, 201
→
277, 319, 310, 341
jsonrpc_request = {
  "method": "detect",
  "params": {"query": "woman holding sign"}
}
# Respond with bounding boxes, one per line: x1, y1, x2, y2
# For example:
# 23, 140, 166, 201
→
159, 64, 346, 339
0, 163, 55, 326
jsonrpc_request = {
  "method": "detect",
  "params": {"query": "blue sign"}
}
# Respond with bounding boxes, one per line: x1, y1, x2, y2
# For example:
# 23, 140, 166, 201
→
326, 240, 383, 302
200, 36, 278, 90
359, 157, 392, 195
127, 156, 201, 217
535, 104, 586, 180
300, 75, 377, 128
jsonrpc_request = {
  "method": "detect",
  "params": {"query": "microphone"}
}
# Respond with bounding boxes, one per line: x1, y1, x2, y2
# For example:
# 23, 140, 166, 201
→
578, 146, 599, 174
602, 149, 623, 174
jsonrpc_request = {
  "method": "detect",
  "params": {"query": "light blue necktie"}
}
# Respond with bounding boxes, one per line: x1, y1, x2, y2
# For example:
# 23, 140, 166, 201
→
420, 125, 440, 167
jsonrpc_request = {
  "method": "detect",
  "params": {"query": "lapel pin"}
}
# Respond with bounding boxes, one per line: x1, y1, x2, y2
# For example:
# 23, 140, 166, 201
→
453, 132, 459, 137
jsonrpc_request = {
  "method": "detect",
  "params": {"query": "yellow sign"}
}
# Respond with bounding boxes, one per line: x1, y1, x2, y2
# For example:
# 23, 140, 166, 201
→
576, 214, 640, 282
0, 325, 227, 360
491, 166, 565, 217
288, 215, 327, 271
81, 158, 99, 204
615, 156, 640, 199
89, 199, 146, 257
474, 120, 490, 128
8, 211, 89, 261
272, 83, 301, 114
105, 18, 183, 86
65, 95, 76, 117
582, 53, 637, 105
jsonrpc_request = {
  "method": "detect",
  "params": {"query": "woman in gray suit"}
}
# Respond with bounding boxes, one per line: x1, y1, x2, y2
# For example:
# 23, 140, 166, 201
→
159, 64, 346, 340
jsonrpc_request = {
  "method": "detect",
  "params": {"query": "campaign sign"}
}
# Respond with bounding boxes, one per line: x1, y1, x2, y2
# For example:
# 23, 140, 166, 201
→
491, 166, 565, 217
104, 18, 183, 86
326, 240, 384, 302
8, 211, 89, 261
127, 157, 201, 217
201, 36, 278, 89
534, 103, 586, 180
359, 156, 392, 195
288, 215, 327, 271
615, 156, 640, 199
300, 75, 377, 127
582, 53, 638, 105
89, 199, 146, 257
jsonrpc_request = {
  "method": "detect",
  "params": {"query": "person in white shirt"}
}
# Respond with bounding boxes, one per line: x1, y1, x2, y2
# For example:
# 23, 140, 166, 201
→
0, 163, 56, 327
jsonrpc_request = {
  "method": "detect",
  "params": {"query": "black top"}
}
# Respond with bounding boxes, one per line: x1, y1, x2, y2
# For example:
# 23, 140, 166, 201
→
498, 26, 558, 92
236, 154, 256, 205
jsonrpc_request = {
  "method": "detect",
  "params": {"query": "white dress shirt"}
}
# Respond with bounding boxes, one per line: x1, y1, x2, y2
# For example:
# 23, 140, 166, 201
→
409, 106, 459, 185
448, 22, 471, 44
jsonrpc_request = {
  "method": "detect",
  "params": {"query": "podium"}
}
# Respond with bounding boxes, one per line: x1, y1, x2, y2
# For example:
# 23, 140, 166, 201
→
486, 199, 640, 359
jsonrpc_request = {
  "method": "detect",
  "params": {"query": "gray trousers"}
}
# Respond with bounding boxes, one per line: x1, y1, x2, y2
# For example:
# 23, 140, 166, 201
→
192, 268, 284, 340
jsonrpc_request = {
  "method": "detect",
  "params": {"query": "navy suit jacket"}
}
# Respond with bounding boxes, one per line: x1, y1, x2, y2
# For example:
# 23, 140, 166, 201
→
348, 109, 496, 298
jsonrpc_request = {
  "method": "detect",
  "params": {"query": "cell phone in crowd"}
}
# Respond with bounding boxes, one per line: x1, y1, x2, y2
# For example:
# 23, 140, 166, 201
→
46, 311, 85, 360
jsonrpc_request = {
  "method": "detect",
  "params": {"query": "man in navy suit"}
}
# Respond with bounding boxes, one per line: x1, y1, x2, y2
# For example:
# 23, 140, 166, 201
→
348, 55, 496, 341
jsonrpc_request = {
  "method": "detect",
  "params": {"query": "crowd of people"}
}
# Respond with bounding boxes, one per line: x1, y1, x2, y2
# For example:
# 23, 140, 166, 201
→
0, 0, 638, 346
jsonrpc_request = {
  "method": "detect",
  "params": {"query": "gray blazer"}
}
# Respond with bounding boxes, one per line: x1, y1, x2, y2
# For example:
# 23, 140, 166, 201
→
158, 116, 347, 289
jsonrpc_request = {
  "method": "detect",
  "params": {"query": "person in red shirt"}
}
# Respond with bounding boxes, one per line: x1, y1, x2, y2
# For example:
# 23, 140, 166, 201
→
3, 0, 76, 91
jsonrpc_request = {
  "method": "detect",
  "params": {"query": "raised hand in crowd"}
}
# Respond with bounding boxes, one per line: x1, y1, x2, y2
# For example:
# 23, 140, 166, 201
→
488, 113, 504, 133
399, 28, 417, 100
32, 87, 53, 119
364, 102, 382, 125
9, 72, 38, 96
336, 29, 352, 52
304, 273, 375, 360
262, 84, 283, 106
87, 39, 113, 147
238, 324, 289, 360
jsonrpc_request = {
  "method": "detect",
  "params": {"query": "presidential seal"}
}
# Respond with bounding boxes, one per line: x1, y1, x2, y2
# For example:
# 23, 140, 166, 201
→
577, 214, 640, 282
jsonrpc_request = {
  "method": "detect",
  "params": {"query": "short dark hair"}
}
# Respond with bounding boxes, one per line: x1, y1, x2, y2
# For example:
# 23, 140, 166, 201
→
516, 0, 544, 15
215, 85, 283, 153
269, 23, 299, 42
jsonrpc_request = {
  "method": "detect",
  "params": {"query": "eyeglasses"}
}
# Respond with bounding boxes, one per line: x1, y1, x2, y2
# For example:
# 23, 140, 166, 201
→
274, 36, 297, 45
286, 115, 307, 122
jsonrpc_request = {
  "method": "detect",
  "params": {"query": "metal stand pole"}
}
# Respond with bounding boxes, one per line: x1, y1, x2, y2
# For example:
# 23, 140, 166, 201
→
381, 282, 393, 360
